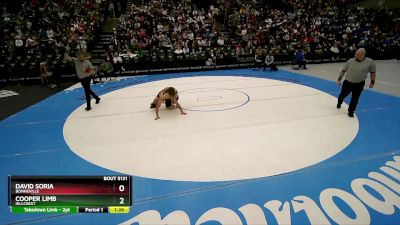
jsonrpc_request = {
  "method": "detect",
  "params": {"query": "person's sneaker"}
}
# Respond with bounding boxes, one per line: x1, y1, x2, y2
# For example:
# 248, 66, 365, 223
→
348, 112, 354, 117
85, 107, 92, 111
337, 103, 341, 109
95, 98, 101, 104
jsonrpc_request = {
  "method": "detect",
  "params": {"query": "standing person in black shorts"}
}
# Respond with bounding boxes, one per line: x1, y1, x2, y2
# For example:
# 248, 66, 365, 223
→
337, 48, 377, 117
150, 87, 187, 120
65, 52, 101, 111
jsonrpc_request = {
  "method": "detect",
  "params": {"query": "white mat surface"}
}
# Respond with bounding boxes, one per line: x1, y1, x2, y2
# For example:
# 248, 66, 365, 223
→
63, 76, 358, 181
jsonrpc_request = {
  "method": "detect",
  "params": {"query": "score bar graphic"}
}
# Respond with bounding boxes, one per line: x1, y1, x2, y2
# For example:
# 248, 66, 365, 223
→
8, 176, 132, 214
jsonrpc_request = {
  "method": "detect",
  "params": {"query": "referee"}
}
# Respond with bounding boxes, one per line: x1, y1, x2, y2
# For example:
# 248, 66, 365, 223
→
65, 52, 101, 111
337, 48, 376, 117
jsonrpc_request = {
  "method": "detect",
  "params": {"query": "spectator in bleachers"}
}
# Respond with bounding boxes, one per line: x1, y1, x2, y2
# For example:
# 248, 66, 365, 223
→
205, 58, 214, 66
264, 52, 277, 72
14, 35, 24, 55
349, 43, 357, 56
113, 52, 124, 74
39, 61, 55, 88
98, 58, 114, 81
77, 37, 87, 52
254, 46, 263, 70
294, 48, 307, 70
183, 43, 190, 55
46, 28, 55, 39
217, 35, 225, 46
330, 42, 340, 60
25, 36, 36, 48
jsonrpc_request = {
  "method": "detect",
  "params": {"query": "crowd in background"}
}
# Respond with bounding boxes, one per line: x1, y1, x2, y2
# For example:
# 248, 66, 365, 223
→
110, 0, 400, 68
225, 1, 400, 60
1, 0, 400, 85
0, 0, 111, 86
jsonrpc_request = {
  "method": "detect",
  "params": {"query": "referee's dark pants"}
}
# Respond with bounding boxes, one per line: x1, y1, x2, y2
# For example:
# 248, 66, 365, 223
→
338, 80, 365, 113
80, 76, 99, 108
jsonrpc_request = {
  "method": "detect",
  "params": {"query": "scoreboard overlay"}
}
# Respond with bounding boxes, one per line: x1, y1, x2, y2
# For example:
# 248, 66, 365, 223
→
8, 176, 131, 214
